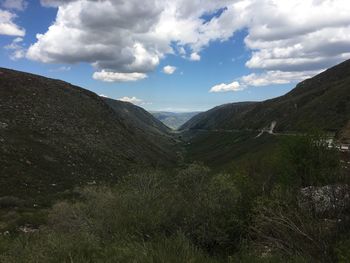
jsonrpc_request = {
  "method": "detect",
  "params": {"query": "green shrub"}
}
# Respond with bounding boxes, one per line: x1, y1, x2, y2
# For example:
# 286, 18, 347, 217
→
277, 133, 341, 188
335, 238, 350, 263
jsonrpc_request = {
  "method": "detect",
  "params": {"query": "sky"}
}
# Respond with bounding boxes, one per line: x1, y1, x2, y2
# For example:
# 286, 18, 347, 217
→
1, 0, 350, 112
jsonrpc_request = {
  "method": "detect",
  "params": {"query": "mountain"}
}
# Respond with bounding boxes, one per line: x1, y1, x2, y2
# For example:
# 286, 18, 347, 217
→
104, 98, 171, 136
151, 111, 201, 129
103, 98, 178, 148
0, 68, 178, 201
181, 59, 350, 141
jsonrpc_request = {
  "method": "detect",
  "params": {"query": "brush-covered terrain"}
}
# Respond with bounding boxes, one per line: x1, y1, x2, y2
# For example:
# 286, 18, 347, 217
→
0, 68, 179, 203
0, 60, 349, 262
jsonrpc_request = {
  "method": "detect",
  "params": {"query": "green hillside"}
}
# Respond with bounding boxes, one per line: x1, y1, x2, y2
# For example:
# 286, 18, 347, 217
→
181, 59, 350, 141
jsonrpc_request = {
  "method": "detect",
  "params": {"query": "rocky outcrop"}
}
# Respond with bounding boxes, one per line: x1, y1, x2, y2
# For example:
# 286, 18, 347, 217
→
299, 184, 350, 218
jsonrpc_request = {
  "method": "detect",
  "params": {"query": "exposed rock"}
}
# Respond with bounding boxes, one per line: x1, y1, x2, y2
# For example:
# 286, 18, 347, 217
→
18, 225, 39, 234
299, 184, 350, 217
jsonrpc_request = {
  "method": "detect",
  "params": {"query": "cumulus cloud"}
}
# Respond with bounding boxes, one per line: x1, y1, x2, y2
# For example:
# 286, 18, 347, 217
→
240, 70, 321, 87
209, 81, 242, 93
118, 96, 143, 105
0, 9, 25, 36
26, 0, 350, 83
242, 0, 350, 72
2, 0, 27, 11
4, 37, 25, 60
190, 52, 201, 61
163, 65, 176, 74
26, 0, 229, 81
209, 70, 322, 93
93, 70, 147, 82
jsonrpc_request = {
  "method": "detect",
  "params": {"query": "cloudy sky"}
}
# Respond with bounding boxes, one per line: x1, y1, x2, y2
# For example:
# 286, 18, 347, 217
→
1, 0, 350, 111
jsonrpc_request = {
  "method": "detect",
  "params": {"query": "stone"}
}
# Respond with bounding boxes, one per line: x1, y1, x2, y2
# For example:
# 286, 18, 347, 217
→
299, 184, 350, 217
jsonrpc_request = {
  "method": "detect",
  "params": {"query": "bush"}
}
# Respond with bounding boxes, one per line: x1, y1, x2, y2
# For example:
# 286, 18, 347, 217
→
0, 152, 348, 262
0, 196, 23, 208
277, 133, 341, 188
249, 186, 347, 262
335, 237, 350, 263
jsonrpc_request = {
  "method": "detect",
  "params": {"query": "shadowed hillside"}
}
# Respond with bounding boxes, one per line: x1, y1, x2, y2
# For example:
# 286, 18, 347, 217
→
0, 68, 178, 200
104, 98, 172, 137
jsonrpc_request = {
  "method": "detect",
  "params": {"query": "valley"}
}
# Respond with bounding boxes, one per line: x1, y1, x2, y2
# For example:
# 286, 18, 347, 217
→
0, 59, 349, 262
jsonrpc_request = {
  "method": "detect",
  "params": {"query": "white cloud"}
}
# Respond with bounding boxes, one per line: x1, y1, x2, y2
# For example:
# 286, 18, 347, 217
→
5, 36, 22, 48
163, 65, 176, 74
93, 70, 147, 82
190, 52, 201, 61
241, 0, 350, 72
26, 0, 350, 83
209, 81, 242, 93
0, 9, 25, 36
9, 48, 24, 60
26, 0, 227, 81
2, 0, 27, 11
240, 70, 321, 87
118, 96, 143, 105
99, 94, 108, 98
209, 70, 321, 93
49, 66, 71, 72
4, 37, 25, 60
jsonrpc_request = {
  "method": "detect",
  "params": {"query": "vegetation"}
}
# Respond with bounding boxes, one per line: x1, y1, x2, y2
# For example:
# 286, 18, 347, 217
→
0, 68, 178, 201
1, 61, 349, 262
0, 134, 348, 262
180, 59, 350, 136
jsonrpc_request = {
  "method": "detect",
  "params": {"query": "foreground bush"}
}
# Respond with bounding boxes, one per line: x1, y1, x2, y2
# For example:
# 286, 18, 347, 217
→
0, 165, 243, 262
0, 140, 348, 263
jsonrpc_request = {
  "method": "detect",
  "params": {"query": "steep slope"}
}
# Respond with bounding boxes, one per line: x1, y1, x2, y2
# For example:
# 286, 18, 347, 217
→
151, 111, 201, 130
104, 98, 170, 136
181, 59, 350, 139
180, 102, 257, 131
103, 98, 177, 149
0, 68, 177, 200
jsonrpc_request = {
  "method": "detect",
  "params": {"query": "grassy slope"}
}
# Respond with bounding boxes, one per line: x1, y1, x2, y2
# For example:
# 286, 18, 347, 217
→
180, 59, 350, 170
182, 130, 280, 171
181, 59, 350, 137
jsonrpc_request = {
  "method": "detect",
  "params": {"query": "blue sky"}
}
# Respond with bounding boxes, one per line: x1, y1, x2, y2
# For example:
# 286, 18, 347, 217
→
1, 0, 350, 112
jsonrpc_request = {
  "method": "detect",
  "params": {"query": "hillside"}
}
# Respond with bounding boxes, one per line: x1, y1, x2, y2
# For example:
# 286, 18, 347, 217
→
151, 111, 200, 130
0, 68, 178, 201
181, 59, 350, 141
104, 98, 171, 136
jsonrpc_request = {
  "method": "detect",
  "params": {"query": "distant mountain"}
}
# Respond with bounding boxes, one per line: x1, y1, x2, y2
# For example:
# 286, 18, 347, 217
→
151, 111, 201, 129
181, 59, 350, 141
0, 68, 178, 200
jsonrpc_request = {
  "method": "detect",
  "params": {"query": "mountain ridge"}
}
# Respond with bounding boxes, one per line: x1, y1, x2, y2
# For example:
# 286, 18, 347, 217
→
180, 59, 350, 142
